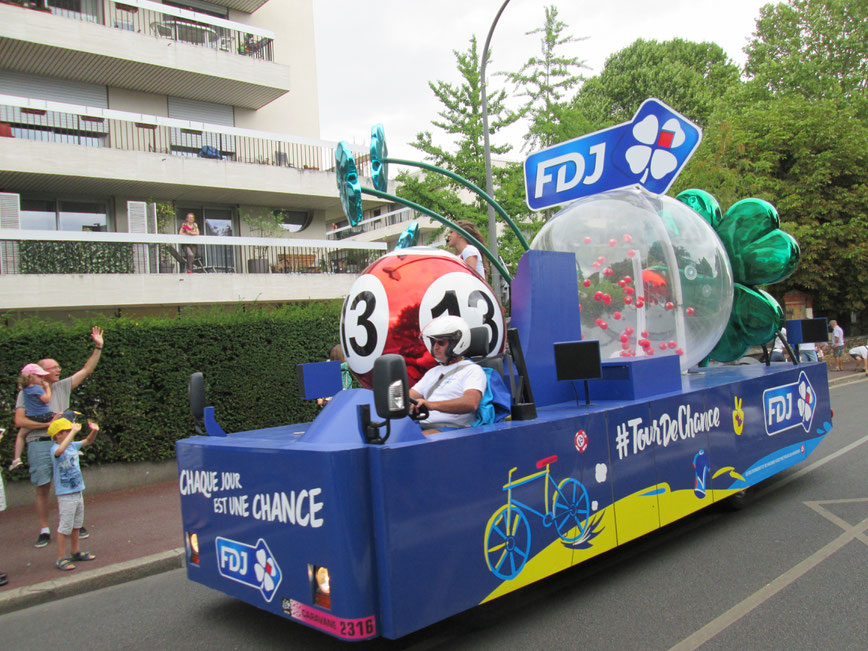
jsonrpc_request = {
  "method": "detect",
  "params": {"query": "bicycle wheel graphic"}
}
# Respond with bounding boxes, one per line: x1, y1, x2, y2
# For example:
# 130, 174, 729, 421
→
484, 505, 531, 580
552, 478, 590, 543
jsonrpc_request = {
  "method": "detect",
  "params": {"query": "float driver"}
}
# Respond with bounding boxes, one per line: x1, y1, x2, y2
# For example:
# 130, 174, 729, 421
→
410, 315, 487, 433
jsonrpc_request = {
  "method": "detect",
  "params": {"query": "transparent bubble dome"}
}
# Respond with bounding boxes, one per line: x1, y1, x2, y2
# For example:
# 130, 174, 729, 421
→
531, 188, 734, 371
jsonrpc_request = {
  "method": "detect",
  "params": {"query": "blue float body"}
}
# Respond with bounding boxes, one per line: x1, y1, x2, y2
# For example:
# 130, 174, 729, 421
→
177, 251, 832, 640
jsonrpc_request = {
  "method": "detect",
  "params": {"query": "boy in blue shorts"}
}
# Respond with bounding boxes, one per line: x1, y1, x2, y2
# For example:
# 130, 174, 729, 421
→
48, 417, 99, 571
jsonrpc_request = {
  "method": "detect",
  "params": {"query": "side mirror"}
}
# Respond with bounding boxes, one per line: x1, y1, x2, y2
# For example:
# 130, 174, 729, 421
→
189, 372, 206, 435
372, 354, 410, 420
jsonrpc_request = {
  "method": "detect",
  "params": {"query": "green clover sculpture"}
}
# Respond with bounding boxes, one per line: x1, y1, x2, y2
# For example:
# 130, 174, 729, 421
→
335, 142, 363, 226
370, 123, 388, 193
677, 189, 800, 362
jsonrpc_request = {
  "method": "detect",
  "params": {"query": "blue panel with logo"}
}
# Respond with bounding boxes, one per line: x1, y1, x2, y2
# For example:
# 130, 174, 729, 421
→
524, 98, 702, 210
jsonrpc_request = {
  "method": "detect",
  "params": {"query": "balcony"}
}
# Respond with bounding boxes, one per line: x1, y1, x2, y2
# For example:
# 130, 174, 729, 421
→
0, 1, 289, 109
0, 230, 386, 309
328, 207, 439, 244
0, 93, 372, 206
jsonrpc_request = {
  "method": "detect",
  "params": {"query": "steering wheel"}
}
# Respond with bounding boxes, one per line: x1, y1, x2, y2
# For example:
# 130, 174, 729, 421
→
409, 397, 429, 422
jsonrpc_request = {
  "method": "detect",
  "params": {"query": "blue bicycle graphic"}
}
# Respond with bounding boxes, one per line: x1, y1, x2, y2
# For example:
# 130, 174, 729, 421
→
484, 455, 590, 580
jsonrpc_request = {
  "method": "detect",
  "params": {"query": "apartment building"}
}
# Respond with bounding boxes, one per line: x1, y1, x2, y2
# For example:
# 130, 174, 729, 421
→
0, 0, 401, 317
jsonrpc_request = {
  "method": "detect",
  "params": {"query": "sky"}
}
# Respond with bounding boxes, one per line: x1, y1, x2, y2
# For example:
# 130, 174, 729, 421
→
313, 0, 772, 164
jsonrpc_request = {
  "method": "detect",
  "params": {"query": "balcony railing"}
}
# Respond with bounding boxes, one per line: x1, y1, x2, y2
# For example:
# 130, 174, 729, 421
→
0, 94, 371, 175
327, 207, 423, 241
2, 0, 276, 61
0, 230, 386, 276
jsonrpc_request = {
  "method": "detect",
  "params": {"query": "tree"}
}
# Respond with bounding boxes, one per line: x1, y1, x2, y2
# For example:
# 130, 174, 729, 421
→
674, 95, 868, 314
744, 0, 867, 117
397, 36, 526, 268
500, 5, 588, 152
572, 38, 741, 129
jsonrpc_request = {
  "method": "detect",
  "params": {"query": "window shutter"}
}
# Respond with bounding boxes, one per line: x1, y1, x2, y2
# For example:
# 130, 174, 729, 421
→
0, 192, 21, 274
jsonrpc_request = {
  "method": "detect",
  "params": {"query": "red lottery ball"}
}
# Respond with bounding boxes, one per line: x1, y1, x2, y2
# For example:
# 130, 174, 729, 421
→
639, 338, 650, 348
625, 326, 634, 335
620, 333, 629, 343
613, 311, 622, 320
597, 255, 606, 264
624, 296, 633, 305
603, 294, 612, 305
584, 236, 592, 244
592, 261, 601, 269
623, 275, 633, 284
621, 342, 630, 350
686, 307, 695, 315
665, 301, 675, 310
603, 267, 614, 276
624, 286, 635, 295
619, 279, 626, 288
668, 340, 677, 349
595, 317, 603, 326
641, 330, 649, 338
627, 249, 636, 257
659, 342, 667, 350
600, 321, 608, 329
608, 239, 617, 247
340, 248, 505, 388
636, 298, 645, 307
594, 291, 603, 301
623, 234, 632, 243
583, 279, 592, 287
675, 348, 684, 355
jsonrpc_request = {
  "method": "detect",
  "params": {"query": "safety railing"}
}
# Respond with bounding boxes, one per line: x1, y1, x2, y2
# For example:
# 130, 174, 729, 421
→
0, 94, 371, 175
2, 0, 276, 61
327, 207, 422, 241
0, 231, 386, 276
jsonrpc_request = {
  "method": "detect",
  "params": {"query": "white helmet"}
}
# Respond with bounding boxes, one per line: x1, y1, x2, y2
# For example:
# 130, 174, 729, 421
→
422, 315, 471, 362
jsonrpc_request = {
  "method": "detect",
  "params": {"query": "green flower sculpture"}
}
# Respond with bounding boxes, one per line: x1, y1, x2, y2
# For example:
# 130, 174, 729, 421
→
370, 123, 388, 193
335, 142, 363, 226
676, 189, 800, 362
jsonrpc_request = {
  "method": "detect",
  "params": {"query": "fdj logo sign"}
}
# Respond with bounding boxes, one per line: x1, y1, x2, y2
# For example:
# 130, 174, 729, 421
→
216, 537, 282, 603
763, 371, 816, 436
524, 98, 702, 210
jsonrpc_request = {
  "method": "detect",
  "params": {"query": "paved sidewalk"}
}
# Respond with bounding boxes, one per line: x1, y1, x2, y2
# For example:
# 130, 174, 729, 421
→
0, 365, 862, 615
0, 480, 183, 614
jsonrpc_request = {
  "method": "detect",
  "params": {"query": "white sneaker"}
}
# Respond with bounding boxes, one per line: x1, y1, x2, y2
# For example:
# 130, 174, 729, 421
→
8, 458, 22, 471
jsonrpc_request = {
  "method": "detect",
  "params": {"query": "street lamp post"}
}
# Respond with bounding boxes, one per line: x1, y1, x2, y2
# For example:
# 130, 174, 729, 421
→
480, 0, 511, 299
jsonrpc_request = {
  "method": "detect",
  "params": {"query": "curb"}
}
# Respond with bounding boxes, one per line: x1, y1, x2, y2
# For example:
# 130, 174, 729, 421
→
829, 374, 867, 388
0, 548, 185, 616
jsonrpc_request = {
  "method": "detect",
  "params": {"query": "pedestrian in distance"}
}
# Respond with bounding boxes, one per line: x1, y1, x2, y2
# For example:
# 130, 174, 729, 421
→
830, 320, 845, 371
0, 426, 8, 586
13, 326, 104, 548
48, 418, 99, 571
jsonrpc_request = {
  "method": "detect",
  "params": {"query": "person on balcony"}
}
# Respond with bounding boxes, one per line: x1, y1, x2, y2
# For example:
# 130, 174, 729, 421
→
179, 213, 200, 273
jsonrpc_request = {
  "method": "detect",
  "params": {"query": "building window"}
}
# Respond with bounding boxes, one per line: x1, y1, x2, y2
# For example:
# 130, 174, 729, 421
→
20, 198, 109, 232
276, 210, 311, 234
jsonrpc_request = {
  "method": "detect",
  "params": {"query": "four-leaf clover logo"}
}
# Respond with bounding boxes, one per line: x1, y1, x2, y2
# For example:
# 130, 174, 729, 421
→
625, 115, 687, 184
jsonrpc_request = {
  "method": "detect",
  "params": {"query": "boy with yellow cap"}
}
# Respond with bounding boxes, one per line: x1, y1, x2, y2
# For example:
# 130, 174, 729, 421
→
48, 417, 99, 571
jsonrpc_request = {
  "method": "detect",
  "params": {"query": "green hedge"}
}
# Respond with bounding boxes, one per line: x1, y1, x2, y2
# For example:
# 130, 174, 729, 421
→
0, 302, 344, 479
20, 241, 134, 274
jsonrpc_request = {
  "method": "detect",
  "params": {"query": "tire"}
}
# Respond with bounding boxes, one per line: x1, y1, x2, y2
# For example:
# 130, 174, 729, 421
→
552, 478, 590, 543
484, 505, 531, 580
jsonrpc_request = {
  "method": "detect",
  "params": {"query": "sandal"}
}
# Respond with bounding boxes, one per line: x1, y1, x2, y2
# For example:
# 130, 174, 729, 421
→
71, 551, 96, 562
56, 558, 76, 571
